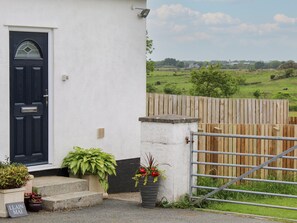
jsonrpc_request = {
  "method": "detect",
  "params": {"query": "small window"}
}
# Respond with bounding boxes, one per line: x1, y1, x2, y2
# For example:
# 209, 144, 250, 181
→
15, 41, 42, 59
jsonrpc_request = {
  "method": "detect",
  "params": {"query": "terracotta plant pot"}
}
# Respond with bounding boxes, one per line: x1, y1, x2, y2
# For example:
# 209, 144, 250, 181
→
139, 176, 159, 208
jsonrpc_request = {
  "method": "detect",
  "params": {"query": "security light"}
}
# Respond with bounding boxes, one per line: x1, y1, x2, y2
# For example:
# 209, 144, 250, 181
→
138, 8, 150, 18
132, 6, 150, 18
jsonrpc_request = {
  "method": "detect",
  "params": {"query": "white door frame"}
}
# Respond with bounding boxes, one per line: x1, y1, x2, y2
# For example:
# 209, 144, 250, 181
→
7, 25, 54, 171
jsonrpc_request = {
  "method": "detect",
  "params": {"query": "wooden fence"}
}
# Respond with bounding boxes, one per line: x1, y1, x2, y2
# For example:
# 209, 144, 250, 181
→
289, 117, 297, 124
146, 93, 289, 124
197, 123, 297, 180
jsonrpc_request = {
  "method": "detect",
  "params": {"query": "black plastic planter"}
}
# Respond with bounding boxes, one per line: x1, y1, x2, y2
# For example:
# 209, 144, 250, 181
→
139, 176, 159, 208
27, 202, 42, 212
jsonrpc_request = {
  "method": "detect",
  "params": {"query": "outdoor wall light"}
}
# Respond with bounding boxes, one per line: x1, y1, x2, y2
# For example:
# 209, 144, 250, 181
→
138, 8, 150, 18
132, 6, 150, 18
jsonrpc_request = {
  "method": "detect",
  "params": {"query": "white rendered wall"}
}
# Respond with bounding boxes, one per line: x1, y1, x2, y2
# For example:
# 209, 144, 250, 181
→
140, 120, 198, 202
0, 0, 147, 169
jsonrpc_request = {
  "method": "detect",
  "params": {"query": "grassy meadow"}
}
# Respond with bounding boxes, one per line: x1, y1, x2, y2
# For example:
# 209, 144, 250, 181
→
209, 198, 297, 220
196, 177, 297, 220
160, 178, 297, 220
147, 68, 297, 115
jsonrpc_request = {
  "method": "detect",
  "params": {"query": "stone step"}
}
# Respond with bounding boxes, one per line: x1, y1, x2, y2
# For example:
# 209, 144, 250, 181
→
33, 176, 88, 197
43, 191, 103, 211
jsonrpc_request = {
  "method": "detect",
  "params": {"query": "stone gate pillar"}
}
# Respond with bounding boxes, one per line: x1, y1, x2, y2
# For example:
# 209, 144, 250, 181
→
139, 115, 198, 202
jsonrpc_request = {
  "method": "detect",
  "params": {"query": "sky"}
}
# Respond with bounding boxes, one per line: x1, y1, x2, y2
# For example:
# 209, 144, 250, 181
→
146, 0, 297, 61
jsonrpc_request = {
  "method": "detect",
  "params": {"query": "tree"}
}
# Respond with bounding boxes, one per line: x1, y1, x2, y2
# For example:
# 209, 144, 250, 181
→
279, 60, 297, 69
254, 61, 265, 70
146, 60, 155, 76
266, 60, 282, 69
146, 34, 155, 75
163, 58, 177, 67
190, 65, 239, 98
177, 61, 185, 68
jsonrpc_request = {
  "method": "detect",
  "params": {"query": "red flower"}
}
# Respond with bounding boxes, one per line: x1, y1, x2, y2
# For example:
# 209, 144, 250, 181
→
151, 171, 159, 177
139, 167, 146, 174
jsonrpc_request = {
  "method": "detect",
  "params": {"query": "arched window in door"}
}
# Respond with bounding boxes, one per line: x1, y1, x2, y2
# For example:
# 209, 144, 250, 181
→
15, 41, 42, 59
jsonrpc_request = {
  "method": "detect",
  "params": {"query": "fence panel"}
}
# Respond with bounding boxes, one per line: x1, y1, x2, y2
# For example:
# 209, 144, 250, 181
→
146, 93, 289, 124
289, 117, 297, 124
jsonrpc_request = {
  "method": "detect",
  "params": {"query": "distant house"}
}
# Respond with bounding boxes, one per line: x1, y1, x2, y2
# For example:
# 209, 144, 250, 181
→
0, 0, 148, 191
189, 63, 200, 69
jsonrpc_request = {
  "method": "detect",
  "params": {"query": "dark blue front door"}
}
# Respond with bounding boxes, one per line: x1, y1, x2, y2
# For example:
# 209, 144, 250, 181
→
10, 31, 48, 165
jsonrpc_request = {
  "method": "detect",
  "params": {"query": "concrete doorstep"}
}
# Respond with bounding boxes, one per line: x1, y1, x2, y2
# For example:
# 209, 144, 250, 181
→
33, 176, 103, 211
108, 192, 141, 202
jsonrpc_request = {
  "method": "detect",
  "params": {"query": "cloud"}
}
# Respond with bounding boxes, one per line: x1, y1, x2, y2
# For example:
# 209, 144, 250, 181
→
210, 22, 279, 35
171, 24, 187, 32
274, 14, 297, 24
153, 4, 239, 26
238, 23, 279, 34
154, 4, 199, 20
201, 12, 240, 25
193, 0, 246, 2
175, 32, 212, 42
150, 3, 283, 48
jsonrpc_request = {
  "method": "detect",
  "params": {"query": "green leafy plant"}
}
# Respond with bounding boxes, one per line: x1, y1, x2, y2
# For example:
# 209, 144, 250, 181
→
146, 83, 157, 93
157, 194, 207, 209
163, 83, 183, 95
61, 146, 117, 191
132, 153, 167, 187
0, 159, 30, 189
190, 65, 239, 98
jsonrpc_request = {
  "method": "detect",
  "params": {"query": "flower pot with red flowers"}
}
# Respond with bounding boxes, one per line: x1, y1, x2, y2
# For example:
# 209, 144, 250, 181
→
132, 153, 167, 208
25, 190, 43, 212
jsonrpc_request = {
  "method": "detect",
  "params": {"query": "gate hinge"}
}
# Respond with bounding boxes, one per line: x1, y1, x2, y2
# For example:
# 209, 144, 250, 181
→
185, 136, 194, 144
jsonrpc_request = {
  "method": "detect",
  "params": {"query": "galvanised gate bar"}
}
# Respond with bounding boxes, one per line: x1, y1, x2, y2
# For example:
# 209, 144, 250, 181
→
189, 132, 297, 210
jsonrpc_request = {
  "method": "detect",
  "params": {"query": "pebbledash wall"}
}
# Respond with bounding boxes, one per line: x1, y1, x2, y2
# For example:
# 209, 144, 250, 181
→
0, 0, 146, 189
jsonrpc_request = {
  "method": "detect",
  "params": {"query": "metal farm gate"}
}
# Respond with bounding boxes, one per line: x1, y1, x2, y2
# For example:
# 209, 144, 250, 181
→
189, 131, 297, 210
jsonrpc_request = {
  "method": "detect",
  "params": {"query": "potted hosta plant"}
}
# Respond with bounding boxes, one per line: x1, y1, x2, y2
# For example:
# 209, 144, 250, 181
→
0, 159, 30, 217
132, 153, 166, 208
62, 146, 117, 196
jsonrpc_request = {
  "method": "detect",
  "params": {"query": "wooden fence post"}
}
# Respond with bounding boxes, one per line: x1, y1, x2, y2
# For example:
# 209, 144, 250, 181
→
210, 126, 222, 176
272, 126, 282, 179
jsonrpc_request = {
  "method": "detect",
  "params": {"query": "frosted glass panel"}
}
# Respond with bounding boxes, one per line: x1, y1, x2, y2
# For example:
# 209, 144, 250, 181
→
15, 41, 42, 59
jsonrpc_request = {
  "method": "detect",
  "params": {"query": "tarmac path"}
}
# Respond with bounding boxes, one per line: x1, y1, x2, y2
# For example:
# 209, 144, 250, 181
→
1, 199, 280, 223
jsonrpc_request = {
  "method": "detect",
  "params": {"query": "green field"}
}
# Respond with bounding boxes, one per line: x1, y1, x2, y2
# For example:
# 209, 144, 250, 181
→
209, 198, 297, 220
147, 69, 297, 114
161, 194, 297, 220
160, 178, 297, 221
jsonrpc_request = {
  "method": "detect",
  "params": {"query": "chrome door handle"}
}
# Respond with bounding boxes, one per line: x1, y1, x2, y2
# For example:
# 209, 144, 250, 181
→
43, 89, 48, 106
